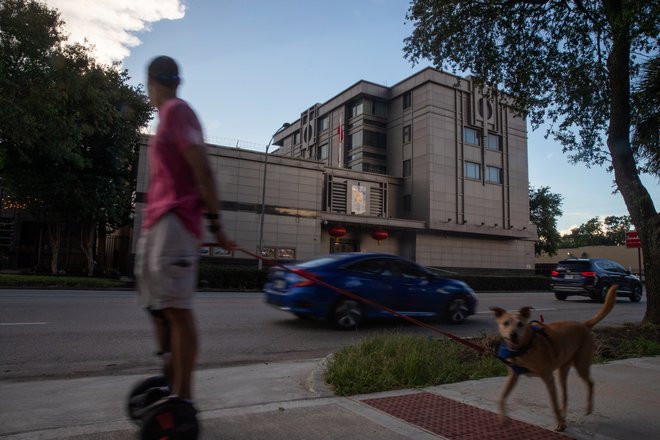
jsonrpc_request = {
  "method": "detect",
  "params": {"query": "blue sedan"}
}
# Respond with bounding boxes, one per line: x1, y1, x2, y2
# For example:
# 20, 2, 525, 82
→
263, 252, 478, 329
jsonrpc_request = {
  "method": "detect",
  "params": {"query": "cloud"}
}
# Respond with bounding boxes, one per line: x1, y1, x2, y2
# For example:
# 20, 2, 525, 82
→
45, 0, 186, 65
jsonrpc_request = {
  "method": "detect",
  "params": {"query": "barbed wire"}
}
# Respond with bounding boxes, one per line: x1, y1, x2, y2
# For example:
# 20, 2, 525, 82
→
205, 136, 267, 151
139, 127, 268, 152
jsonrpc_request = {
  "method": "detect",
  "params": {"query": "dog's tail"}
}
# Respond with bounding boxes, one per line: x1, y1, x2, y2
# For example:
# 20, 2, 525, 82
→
585, 284, 618, 329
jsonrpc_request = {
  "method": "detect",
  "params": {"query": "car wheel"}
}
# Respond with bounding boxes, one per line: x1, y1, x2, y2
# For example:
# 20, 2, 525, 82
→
554, 292, 567, 301
591, 284, 608, 303
294, 313, 309, 319
332, 299, 363, 330
444, 296, 469, 325
629, 285, 643, 303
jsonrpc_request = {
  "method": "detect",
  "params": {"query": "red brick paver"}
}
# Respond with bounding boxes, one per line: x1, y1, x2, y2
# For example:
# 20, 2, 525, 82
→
361, 391, 574, 440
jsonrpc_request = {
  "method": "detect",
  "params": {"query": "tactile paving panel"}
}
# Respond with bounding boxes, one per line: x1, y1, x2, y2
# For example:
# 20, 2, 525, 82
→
361, 391, 574, 440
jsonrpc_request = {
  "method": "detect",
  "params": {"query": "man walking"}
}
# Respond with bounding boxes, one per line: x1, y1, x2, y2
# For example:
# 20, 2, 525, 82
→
135, 55, 236, 402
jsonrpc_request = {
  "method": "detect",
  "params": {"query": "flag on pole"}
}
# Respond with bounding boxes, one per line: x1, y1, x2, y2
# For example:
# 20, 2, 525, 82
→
337, 111, 344, 167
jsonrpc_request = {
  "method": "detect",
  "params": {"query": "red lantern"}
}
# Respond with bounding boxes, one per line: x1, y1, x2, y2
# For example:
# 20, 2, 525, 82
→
328, 226, 347, 244
371, 229, 388, 245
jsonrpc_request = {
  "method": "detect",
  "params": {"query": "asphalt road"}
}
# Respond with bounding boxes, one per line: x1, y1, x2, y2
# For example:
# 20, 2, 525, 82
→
0, 288, 646, 381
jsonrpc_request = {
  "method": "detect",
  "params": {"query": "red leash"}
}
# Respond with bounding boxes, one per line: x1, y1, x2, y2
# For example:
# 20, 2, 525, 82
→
236, 247, 486, 354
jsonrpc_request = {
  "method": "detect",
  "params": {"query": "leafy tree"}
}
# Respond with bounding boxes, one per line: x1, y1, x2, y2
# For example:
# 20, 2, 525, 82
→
560, 215, 632, 247
560, 217, 608, 248
529, 186, 563, 256
604, 215, 632, 245
404, 0, 660, 324
0, 0, 151, 274
632, 57, 659, 176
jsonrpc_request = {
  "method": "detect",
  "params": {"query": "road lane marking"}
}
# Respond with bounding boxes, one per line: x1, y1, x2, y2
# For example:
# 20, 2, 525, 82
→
0, 322, 48, 326
476, 308, 557, 314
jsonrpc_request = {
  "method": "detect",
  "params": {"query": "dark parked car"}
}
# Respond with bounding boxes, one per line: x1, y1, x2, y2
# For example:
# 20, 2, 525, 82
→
263, 252, 478, 329
551, 258, 643, 302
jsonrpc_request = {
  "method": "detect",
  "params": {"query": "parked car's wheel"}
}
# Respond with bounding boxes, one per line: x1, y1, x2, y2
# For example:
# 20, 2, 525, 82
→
554, 292, 567, 301
630, 285, 643, 303
591, 284, 609, 303
332, 299, 363, 330
444, 296, 469, 324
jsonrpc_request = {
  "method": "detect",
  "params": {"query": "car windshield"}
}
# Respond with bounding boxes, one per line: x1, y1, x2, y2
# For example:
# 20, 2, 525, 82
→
556, 261, 591, 272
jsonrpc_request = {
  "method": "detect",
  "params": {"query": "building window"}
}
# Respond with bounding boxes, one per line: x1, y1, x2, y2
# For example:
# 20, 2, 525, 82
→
261, 247, 296, 260
350, 100, 364, 118
349, 131, 363, 149
487, 133, 502, 151
464, 127, 481, 146
403, 125, 411, 144
277, 248, 296, 259
486, 165, 503, 184
403, 194, 412, 212
402, 159, 411, 177
318, 115, 329, 132
465, 161, 481, 180
370, 100, 387, 117
293, 131, 300, 145
403, 91, 412, 109
364, 130, 386, 148
363, 163, 387, 174
318, 142, 328, 160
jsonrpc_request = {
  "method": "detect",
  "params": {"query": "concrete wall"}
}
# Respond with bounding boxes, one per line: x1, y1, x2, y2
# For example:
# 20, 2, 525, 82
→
536, 246, 645, 275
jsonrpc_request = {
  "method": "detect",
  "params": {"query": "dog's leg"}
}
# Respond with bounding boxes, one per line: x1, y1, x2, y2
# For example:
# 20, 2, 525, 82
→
558, 363, 571, 417
574, 360, 594, 414
498, 371, 519, 425
541, 374, 566, 431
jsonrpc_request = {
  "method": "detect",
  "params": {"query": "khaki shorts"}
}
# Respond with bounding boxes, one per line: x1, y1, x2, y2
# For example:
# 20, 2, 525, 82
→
135, 212, 200, 310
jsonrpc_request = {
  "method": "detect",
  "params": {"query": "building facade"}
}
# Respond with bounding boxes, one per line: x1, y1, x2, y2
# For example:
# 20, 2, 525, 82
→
133, 67, 537, 273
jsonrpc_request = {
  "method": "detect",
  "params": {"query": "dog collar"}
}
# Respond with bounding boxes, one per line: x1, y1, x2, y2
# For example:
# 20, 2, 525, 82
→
498, 321, 549, 375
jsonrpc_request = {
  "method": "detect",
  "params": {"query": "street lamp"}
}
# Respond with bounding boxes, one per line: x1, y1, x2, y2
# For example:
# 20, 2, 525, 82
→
258, 122, 290, 269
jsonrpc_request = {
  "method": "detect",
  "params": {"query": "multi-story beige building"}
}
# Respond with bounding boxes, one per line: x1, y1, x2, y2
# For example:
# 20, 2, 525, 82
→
134, 67, 537, 273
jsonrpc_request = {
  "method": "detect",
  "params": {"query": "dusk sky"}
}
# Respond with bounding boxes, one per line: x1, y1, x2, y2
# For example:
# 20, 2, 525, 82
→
45, 0, 658, 234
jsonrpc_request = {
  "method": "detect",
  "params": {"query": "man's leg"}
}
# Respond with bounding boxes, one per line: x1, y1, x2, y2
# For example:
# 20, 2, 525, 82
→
162, 307, 198, 400
147, 308, 173, 382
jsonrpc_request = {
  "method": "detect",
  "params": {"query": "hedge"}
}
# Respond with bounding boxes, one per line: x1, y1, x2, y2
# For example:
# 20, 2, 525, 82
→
0, 268, 552, 292
197, 265, 551, 292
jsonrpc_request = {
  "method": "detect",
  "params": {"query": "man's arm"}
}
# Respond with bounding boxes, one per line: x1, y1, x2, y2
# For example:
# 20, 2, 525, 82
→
181, 144, 237, 250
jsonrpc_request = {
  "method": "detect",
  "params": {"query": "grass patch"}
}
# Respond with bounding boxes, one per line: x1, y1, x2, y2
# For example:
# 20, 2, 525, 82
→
325, 333, 506, 396
326, 325, 660, 396
0, 274, 128, 289
594, 324, 660, 362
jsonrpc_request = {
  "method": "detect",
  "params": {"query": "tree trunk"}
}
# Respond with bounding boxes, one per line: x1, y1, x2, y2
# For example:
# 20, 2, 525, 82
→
80, 223, 96, 276
97, 227, 107, 275
47, 223, 61, 275
605, 0, 660, 324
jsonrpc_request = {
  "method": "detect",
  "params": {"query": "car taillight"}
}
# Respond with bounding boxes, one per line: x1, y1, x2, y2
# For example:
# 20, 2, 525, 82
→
551, 271, 559, 276
580, 271, 597, 277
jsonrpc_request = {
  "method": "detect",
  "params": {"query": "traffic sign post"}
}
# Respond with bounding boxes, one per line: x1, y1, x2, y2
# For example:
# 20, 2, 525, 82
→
626, 231, 643, 280
626, 231, 641, 248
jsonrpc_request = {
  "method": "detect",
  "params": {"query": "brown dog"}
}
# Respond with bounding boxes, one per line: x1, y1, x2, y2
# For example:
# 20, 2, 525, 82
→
490, 284, 618, 431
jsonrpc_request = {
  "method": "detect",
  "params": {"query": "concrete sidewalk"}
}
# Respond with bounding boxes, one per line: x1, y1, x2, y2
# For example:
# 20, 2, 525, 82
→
1, 356, 659, 439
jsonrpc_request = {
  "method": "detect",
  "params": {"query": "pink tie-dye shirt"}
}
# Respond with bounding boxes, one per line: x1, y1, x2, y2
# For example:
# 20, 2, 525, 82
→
143, 98, 205, 239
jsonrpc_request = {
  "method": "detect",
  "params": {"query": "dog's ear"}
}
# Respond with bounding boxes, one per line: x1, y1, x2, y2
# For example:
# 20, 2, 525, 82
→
490, 307, 506, 318
518, 306, 534, 318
